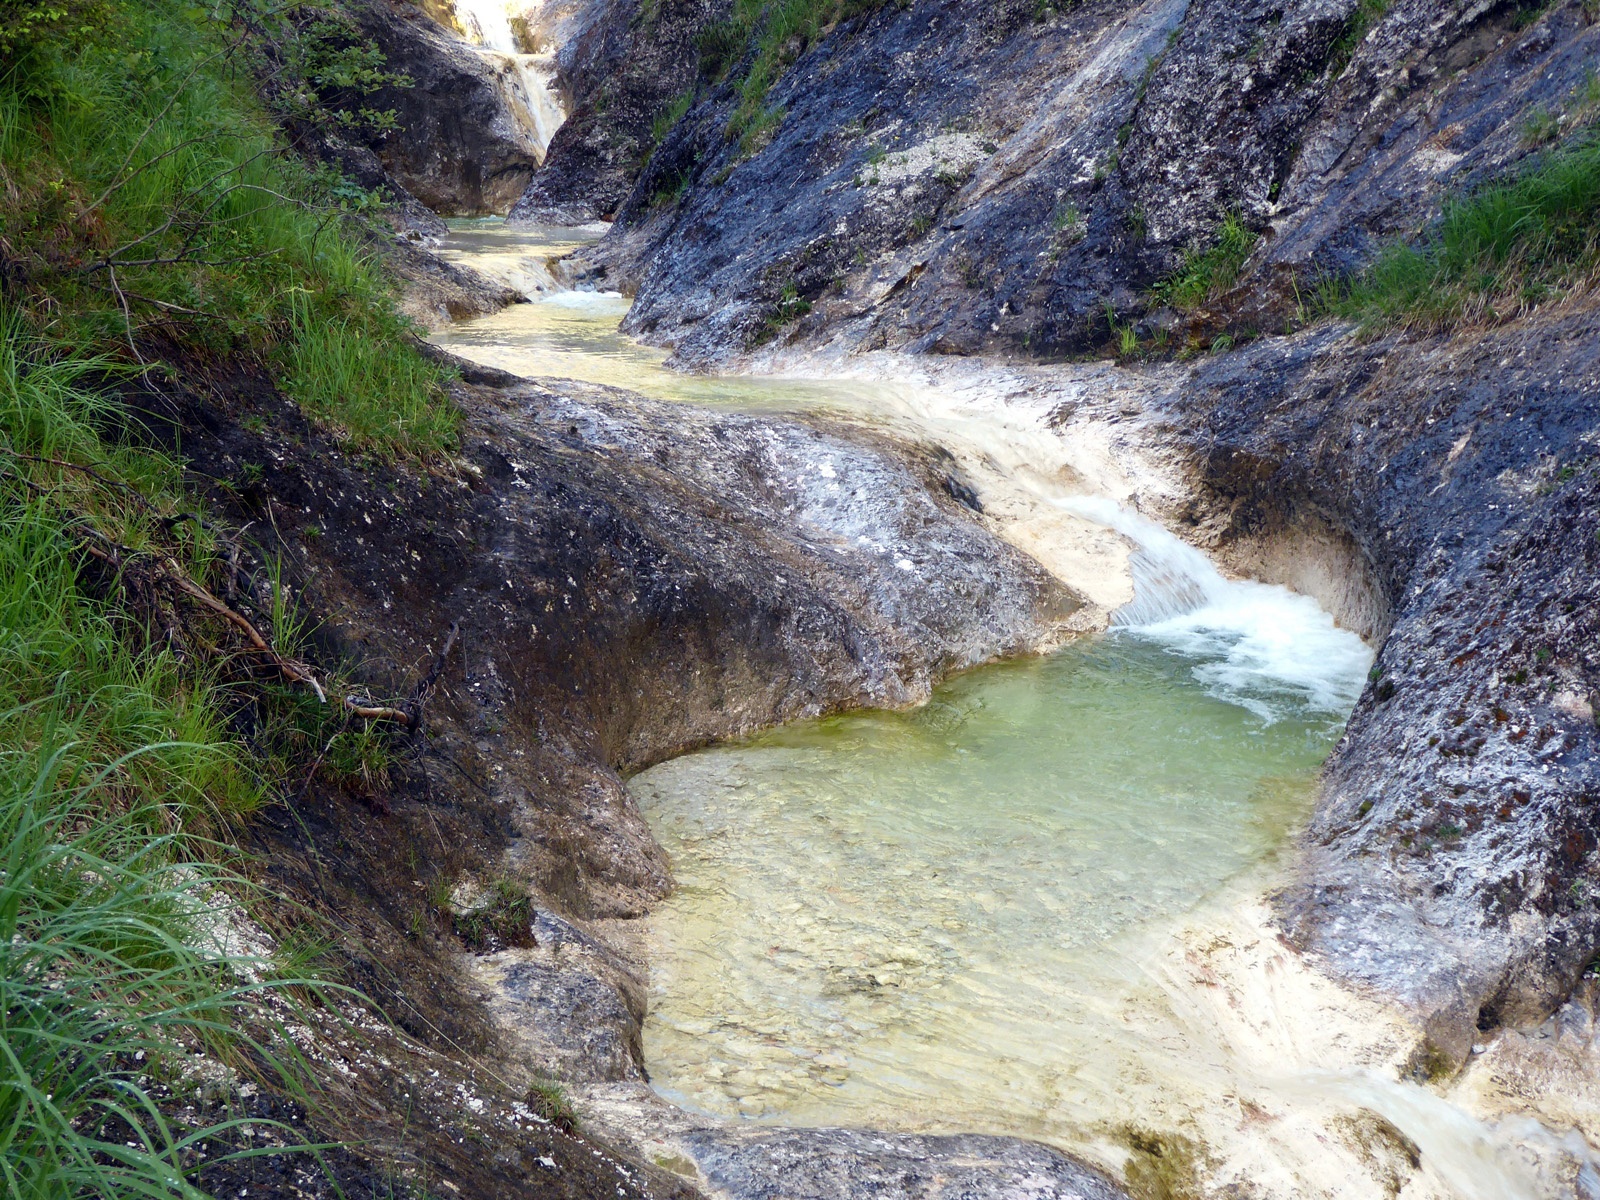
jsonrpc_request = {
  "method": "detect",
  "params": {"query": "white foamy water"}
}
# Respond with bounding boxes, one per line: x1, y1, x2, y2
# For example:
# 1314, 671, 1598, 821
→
451, 0, 566, 156
1059, 495, 1374, 722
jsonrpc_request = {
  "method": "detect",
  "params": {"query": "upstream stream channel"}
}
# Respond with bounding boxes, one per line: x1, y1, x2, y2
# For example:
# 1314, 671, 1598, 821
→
430, 219, 1600, 1200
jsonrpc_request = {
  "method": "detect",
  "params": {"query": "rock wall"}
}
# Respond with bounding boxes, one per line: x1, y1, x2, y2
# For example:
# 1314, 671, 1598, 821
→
330, 0, 545, 214
528, 0, 1598, 364
500, 0, 1600, 1062
512, 0, 731, 222
1166, 308, 1600, 1064
175, 339, 1112, 1195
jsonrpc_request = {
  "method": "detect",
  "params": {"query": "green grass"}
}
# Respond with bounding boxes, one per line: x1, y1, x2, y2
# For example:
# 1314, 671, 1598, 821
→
650, 89, 695, 147
524, 1079, 578, 1134
699, 0, 894, 155
0, 0, 456, 461
283, 298, 457, 459
0, 2, 450, 1193
1149, 214, 1260, 312
1328, 134, 1600, 330
0, 726, 308, 1200
752, 281, 813, 344
0, 323, 334, 1198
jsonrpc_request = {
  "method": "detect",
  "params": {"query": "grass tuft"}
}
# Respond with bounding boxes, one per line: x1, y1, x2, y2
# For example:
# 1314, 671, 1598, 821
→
0, 2, 448, 1191
0, 0, 456, 461
699, 0, 894, 155
1326, 0, 1390, 76
1150, 214, 1260, 312
1328, 134, 1600, 331
0, 316, 333, 1197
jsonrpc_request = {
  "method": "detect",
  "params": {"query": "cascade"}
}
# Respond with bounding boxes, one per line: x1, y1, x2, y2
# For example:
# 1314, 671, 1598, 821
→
1058, 495, 1373, 721
450, 0, 566, 156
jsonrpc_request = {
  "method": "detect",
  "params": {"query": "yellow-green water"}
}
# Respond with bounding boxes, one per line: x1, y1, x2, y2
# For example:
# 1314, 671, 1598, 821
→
631, 631, 1348, 1138
430, 219, 881, 412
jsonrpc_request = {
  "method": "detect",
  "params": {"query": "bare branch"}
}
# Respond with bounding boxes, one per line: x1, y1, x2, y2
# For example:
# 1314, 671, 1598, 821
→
79, 35, 252, 218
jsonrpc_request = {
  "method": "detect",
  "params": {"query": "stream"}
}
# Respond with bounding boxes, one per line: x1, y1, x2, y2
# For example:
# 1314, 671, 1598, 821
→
430, 218, 1599, 1200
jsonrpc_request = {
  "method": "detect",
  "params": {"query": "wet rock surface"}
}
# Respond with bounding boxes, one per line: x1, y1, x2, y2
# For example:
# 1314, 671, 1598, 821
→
390, 235, 526, 327
675, 1127, 1129, 1200
539, 0, 1597, 363
511, 0, 730, 223
190, 1, 1600, 1191
570, 1082, 1133, 1200
496, 0, 1600, 1071
1163, 308, 1600, 1063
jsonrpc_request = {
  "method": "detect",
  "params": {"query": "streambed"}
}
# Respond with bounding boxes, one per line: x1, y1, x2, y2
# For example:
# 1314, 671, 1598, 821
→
430, 219, 1594, 1200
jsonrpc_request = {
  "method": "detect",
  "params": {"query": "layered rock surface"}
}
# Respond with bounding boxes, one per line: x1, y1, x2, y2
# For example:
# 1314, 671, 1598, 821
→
212, 0, 1600, 1191
525, 0, 1598, 363
180, 342, 1104, 1196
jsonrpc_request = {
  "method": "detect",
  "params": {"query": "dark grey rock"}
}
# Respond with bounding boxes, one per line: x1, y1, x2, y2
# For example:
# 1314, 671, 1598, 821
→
389, 235, 524, 328
340, 0, 543, 214
680, 1127, 1127, 1200
512, 0, 732, 224
494, 955, 646, 1082
535, 0, 1597, 362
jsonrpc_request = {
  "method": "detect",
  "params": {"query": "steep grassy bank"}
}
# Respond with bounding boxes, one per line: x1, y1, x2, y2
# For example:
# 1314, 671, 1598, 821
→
0, 1, 460, 1194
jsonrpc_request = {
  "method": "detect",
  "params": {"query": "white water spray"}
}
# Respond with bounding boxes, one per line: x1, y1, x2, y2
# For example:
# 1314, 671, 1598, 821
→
1058, 494, 1374, 722
450, 0, 565, 156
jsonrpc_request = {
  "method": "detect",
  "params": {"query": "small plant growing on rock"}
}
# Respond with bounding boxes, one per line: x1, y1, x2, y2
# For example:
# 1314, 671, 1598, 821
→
451, 878, 536, 952
1150, 213, 1260, 313
1522, 105, 1560, 147
754, 282, 813, 344
650, 90, 694, 147
526, 1079, 579, 1133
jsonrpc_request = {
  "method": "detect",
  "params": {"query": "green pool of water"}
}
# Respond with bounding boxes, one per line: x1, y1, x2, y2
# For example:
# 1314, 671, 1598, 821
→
631, 630, 1353, 1138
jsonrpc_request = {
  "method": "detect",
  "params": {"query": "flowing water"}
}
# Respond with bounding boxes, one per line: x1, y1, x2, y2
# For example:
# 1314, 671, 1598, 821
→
448, 0, 566, 155
429, 220, 893, 411
430, 220, 1600, 1200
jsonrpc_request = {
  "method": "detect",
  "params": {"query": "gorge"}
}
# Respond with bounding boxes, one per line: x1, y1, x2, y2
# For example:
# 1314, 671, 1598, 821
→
3, 0, 1599, 1198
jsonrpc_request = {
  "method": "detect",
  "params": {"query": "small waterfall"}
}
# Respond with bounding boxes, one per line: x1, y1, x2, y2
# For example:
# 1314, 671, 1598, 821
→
1057, 495, 1374, 722
451, 0, 566, 157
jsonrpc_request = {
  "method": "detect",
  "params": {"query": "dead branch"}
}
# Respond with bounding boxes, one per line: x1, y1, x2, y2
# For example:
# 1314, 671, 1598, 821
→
343, 621, 460, 730
75, 523, 326, 702
407, 620, 460, 734
344, 698, 411, 723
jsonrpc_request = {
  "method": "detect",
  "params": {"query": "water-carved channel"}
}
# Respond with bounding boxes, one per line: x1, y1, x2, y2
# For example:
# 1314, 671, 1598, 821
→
432, 219, 1592, 1200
